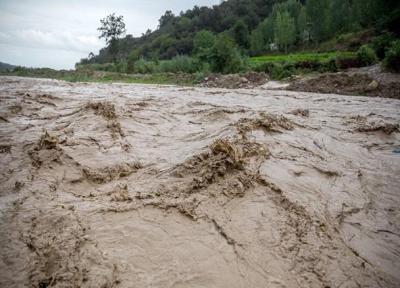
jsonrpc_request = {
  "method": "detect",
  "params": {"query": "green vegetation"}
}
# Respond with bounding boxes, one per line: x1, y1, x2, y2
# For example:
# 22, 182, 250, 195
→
253, 59, 336, 80
357, 45, 377, 66
250, 51, 355, 65
371, 32, 396, 60
248, 51, 366, 80
384, 40, 400, 72
80, 0, 399, 65
2, 66, 197, 86
209, 35, 246, 73
274, 10, 296, 54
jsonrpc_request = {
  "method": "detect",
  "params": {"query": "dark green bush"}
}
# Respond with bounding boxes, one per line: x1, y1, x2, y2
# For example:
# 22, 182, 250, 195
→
320, 59, 338, 72
254, 62, 278, 75
209, 35, 245, 74
76, 63, 118, 72
357, 45, 377, 66
126, 50, 140, 73
158, 56, 199, 74
254, 58, 338, 80
254, 62, 295, 80
384, 40, 400, 73
293, 59, 336, 73
372, 32, 396, 59
133, 59, 156, 74
114, 61, 127, 73
294, 60, 321, 70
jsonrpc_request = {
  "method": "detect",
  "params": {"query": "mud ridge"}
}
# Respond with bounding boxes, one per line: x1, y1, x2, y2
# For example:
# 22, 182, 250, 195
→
86, 101, 124, 138
349, 115, 399, 134
82, 162, 142, 184
236, 112, 295, 136
27, 130, 64, 168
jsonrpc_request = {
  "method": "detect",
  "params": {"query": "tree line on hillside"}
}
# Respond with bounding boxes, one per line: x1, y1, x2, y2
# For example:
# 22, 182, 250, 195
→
78, 0, 400, 74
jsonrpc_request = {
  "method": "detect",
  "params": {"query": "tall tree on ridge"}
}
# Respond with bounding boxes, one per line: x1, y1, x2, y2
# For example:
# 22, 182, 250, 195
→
274, 10, 296, 54
98, 13, 126, 63
306, 0, 330, 43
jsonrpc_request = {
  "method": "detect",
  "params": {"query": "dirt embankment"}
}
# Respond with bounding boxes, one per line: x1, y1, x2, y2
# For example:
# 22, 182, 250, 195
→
288, 65, 400, 99
0, 76, 399, 288
200, 71, 269, 89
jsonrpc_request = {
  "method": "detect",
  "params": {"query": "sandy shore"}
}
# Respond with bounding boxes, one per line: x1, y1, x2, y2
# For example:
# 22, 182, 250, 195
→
0, 76, 399, 287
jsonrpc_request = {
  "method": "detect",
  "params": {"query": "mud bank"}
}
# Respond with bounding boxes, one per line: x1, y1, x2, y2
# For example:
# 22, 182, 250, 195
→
288, 66, 400, 99
0, 76, 399, 288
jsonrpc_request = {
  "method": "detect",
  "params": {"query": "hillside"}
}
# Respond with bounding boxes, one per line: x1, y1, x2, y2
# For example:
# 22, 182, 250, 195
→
82, 0, 400, 65
0, 62, 15, 72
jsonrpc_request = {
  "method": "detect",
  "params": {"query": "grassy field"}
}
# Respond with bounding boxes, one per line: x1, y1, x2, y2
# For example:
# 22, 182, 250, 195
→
0, 68, 197, 86
250, 51, 356, 66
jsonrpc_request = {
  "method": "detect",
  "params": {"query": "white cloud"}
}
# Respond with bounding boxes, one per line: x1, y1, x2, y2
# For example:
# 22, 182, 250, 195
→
0, 30, 103, 54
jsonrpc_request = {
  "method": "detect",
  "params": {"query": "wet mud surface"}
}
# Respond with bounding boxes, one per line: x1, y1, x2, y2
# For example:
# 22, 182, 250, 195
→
0, 76, 399, 287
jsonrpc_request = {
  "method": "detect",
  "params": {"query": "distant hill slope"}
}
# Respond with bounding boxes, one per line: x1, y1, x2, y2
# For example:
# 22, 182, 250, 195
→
81, 0, 286, 64
0, 61, 16, 72
81, 0, 399, 65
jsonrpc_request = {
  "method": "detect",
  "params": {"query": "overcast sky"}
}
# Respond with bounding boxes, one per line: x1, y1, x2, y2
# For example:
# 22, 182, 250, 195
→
0, 0, 219, 69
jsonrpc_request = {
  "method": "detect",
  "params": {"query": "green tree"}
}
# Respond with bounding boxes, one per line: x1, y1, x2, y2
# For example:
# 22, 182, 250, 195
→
250, 17, 274, 55
274, 11, 296, 54
209, 34, 243, 73
262, 17, 275, 45
193, 30, 216, 62
233, 19, 250, 49
285, 0, 302, 20
98, 13, 126, 63
176, 17, 192, 35
306, 0, 330, 43
250, 28, 264, 55
297, 6, 309, 45
159, 10, 175, 30
331, 0, 352, 33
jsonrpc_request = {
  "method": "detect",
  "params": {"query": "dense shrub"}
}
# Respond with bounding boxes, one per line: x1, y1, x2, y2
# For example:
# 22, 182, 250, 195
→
372, 32, 396, 59
76, 63, 116, 72
193, 30, 216, 62
126, 50, 140, 73
294, 60, 321, 70
158, 55, 199, 74
209, 35, 245, 74
357, 45, 377, 66
254, 62, 295, 80
253, 57, 338, 80
384, 40, 400, 73
320, 59, 338, 72
278, 63, 296, 79
254, 62, 277, 75
133, 59, 157, 74
293, 59, 336, 72
114, 61, 127, 73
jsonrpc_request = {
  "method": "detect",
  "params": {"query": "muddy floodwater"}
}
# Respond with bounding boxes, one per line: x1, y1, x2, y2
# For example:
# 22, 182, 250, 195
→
0, 76, 399, 287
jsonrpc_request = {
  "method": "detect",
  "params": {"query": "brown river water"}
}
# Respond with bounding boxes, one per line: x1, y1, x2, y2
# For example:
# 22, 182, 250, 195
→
0, 76, 399, 287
